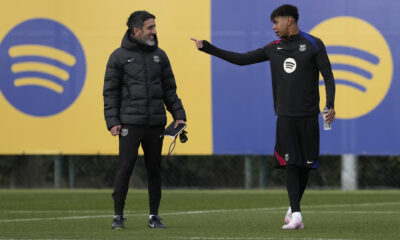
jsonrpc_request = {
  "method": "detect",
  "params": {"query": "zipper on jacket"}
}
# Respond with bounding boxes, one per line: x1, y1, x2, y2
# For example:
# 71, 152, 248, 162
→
142, 50, 150, 126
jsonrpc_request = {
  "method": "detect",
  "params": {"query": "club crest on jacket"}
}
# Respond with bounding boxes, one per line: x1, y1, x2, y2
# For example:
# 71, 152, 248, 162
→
121, 128, 128, 136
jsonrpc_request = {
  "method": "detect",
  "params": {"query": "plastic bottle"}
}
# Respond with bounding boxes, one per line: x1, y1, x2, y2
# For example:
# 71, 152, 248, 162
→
323, 107, 331, 130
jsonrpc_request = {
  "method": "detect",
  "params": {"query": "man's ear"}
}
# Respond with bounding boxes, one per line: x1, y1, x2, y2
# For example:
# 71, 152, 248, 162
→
287, 17, 294, 26
133, 27, 141, 37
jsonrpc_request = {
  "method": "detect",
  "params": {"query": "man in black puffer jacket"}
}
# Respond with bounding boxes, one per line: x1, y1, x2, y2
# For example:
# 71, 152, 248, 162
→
104, 10, 186, 230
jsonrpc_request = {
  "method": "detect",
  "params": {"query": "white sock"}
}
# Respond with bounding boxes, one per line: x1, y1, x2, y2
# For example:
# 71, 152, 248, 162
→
149, 214, 155, 220
292, 212, 302, 222
286, 206, 292, 215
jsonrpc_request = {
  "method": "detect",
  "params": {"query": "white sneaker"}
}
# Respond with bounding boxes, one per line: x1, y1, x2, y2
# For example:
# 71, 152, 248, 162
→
282, 212, 304, 230
284, 213, 292, 224
284, 206, 291, 224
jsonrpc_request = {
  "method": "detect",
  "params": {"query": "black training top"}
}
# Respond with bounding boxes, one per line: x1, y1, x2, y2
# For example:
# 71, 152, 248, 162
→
200, 31, 335, 117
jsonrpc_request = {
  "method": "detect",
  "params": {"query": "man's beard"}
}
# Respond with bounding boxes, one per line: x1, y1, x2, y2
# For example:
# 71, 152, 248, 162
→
143, 37, 155, 46
133, 33, 156, 46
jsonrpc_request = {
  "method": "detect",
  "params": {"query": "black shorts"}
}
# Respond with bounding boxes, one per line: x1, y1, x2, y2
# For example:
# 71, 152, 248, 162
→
274, 115, 319, 169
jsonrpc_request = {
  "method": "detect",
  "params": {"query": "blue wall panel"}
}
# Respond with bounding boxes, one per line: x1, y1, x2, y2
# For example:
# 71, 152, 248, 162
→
212, 0, 400, 155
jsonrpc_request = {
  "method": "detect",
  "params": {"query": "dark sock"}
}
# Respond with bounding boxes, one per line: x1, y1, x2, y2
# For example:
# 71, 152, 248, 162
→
286, 165, 301, 212
299, 167, 310, 202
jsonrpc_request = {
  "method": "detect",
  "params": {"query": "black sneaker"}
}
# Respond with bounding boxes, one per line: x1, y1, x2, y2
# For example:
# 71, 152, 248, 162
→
112, 215, 125, 229
148, 215, 167, 228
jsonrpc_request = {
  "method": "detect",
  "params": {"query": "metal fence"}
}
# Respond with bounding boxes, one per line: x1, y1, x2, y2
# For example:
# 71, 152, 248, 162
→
0, 155, 399, 189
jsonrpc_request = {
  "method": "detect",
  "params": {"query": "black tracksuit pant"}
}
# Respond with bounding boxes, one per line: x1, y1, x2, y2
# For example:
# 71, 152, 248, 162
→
112, 124, 164, 216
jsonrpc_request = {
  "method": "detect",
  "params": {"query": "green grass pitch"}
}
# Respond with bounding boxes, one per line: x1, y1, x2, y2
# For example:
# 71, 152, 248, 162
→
0, 189, 399, 240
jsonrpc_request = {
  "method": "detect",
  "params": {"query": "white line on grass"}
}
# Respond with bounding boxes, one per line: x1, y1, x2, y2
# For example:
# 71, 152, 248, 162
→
0, 238, 358, 240
308, 202, 400, 208
3, 238, 348, 240
175, 237, 359, 240
306, 210, 400, 215
0, 239, 83, 240
0, 214, 113, 223
3, 210, 113, 214
171, 210, 400, 215
0, 201, 398, 223
4, 201, 399, 215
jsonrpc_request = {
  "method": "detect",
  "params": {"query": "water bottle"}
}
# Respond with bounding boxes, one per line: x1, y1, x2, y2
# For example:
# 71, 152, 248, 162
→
323, 107, 331, 130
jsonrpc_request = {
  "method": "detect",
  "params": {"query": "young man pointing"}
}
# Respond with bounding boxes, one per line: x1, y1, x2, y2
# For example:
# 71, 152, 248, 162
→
192, 4, 335, 229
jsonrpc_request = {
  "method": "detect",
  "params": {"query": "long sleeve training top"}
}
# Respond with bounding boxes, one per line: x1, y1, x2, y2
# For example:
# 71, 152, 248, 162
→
200, 31, 335, 116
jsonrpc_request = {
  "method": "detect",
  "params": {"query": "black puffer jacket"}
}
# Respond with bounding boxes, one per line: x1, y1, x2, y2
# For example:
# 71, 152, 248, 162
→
103, 31, 186, 130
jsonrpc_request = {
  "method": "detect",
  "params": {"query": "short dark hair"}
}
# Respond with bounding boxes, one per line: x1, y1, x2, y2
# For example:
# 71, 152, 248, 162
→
127, 10, 156, 32
270, 4, 299, 23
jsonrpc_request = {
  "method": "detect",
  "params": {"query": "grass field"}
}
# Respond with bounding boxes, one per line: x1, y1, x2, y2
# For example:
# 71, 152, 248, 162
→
0, 189, 399, 240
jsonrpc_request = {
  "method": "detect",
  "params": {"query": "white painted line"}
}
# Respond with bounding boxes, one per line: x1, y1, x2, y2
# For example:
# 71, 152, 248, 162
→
175, 237, 358, 240
0, 239, 82, 240
0, 201, 398, 223
305, 210, 400, 215
3, 210, 112, 214
308, 202, 400, 208
0, 214, 112, 223
164, 201, 400, 216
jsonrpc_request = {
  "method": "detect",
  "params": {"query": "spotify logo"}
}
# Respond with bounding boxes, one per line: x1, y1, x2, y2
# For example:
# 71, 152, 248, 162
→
310, 16, 393, 119
283, 58, 297, 73
0, 18, 86, 117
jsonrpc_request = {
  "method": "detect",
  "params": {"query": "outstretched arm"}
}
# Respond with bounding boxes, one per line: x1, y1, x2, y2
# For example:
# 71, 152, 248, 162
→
191, 38, 269, 66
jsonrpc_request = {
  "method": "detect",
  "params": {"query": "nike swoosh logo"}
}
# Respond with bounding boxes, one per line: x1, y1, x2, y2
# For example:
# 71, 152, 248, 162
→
307, 161, 314, 164
127, 58, 134, 62
277, 47, 283, 50
149, 222, 154, 228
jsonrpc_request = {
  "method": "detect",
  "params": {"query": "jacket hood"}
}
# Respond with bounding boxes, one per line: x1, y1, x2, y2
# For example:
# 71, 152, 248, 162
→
121, 30, 158, 51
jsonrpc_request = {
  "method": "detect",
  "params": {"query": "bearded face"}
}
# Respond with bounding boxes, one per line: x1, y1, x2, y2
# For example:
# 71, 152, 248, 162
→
134, 18, 157, 46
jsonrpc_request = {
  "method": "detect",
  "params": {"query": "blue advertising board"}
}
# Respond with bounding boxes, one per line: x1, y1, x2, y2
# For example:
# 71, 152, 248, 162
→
211, 0, 400, 155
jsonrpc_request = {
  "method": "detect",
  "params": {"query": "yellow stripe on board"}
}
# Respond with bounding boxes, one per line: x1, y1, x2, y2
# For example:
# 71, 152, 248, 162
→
326, 70, 370, 87
14, 77, 63, 93
328, 55, 377, 73
11, 62, 69, 81
9, 45, 76, 66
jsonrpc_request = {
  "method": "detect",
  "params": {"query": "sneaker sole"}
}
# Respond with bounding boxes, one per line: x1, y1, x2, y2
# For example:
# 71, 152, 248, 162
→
148, 225, 167, 229
282, 222, 304, 230
284, 216, 304, 229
